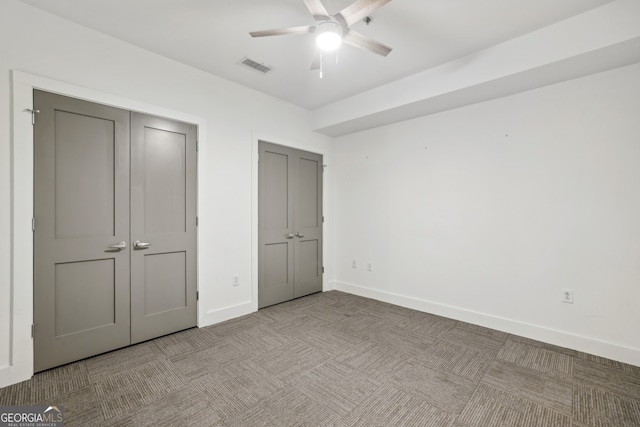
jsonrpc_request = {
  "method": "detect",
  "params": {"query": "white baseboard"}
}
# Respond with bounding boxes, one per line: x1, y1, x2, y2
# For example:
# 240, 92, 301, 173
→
199, 301, 256, 328
323, 281, 336, 292
333, 281, 640, 367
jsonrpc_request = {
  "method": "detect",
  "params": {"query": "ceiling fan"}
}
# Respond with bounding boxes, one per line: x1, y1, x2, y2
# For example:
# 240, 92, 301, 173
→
249, 0, 393, 74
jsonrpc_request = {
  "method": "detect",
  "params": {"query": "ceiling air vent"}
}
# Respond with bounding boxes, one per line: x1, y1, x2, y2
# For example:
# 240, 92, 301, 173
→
238, 57, 273, 75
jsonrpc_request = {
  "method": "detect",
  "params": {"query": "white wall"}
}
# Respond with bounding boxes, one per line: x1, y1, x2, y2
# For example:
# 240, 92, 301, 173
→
332, 63, 640, 366
0, 0, 333, 387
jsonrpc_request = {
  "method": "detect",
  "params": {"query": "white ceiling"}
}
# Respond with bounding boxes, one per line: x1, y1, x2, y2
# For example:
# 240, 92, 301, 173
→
19, 0, 614, 110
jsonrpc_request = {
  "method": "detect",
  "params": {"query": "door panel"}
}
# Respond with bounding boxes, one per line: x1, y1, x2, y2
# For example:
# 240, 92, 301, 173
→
295, 239, 321, 298
263, 242, 294, 305
144, 252, 187, 315
264, 151, 290, 230
143, 127, 187, 234
264, 244, 290, 289
54, 111, 115, 238
34, 90, 131, 372
130, 113, 197, 344
297, 157, 319, 228
54, 259, 116, 337
259, 141, 322, 308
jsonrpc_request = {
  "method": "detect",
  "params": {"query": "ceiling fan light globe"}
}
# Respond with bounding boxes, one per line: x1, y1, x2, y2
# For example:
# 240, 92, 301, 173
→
315, 21, 342, 51
316, 32, 342, 51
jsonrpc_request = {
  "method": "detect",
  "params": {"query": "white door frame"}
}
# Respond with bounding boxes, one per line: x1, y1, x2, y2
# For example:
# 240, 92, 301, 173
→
4, 70, 206, 386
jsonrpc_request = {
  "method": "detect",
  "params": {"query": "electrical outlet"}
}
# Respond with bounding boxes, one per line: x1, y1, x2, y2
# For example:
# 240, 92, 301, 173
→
561, 288, 573, 304
367, 262, 372, 272
232, 274, 240, 287
351, 260, 357, 269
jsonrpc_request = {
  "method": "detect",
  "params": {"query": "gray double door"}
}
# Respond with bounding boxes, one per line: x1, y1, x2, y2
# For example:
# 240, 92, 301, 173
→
33, 90, 197, 372
258, 141, 323, 308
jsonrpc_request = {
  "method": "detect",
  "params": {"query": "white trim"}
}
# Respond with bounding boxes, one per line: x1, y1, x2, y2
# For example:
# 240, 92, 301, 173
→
251, 135, 260, 313
333, 281, 640, 367
323, 281, 336, 292
2, 70, 207, 388
251, 132, 332, 311
199, 301, 255, 327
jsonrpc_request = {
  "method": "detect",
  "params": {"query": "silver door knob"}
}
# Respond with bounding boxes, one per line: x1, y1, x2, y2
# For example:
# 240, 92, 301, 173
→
133, 240, 151, 249
108, 241, 127, 250
285, 233, 295, 239
295, 232, 304, 238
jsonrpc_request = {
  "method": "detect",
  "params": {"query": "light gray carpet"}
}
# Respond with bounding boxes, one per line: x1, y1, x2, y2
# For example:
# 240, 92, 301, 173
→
1, 291, 639, 426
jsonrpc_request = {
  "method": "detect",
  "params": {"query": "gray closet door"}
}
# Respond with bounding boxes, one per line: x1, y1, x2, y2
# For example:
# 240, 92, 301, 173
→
34, 90, 131, 372
34, 92, 198, 371
130, 113, 197, 344
258, 141, 322, 308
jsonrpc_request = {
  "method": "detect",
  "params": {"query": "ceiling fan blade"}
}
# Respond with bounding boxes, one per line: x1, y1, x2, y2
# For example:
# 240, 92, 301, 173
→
338, 0, 392, 27
303, 0, 330, 21
343, 30, 392, 56
310, 50, 321, 71
250, 26, 314, 38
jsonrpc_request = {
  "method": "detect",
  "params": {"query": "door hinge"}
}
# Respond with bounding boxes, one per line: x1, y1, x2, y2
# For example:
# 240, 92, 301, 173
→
196, 291, 199, 301
32, 218, 36, 232
196, 216, 199, 226
322, 266, 325, 274
196, 140, 199, 152
31, 324, 35, 338
26, 108, 40, 125
322, 216, 324, 223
